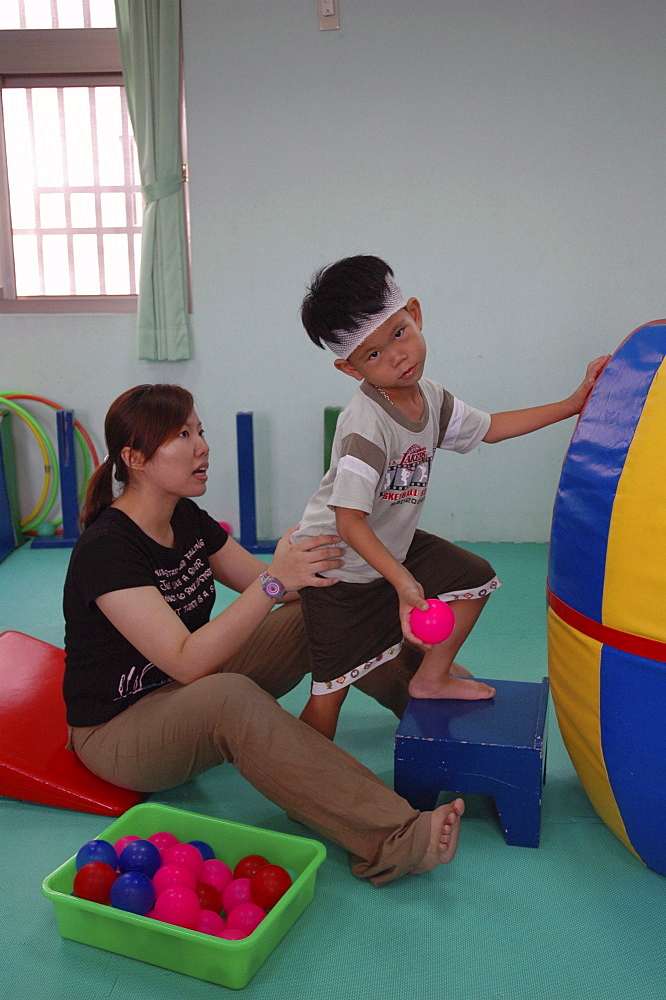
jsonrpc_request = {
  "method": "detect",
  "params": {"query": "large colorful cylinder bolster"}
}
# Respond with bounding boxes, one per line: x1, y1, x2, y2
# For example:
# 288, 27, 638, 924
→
547, 319, 666, 877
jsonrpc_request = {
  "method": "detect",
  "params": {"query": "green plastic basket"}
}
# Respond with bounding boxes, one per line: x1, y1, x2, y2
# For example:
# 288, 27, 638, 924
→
42, 802, 326, 989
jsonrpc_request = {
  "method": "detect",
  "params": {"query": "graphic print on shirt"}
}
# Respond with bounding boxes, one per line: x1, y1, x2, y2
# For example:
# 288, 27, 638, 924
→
380, 444, 433, 507
153, 537, 216, 615
115, 662, 171, 702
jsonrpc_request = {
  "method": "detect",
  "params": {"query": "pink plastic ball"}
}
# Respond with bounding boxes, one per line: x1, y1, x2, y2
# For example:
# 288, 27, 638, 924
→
196, 910, 227, 936
200, 858, 233, 894
222, 877, 252, 914
163, 842, 204, 879
219, 928, 247, 940
225, 902, 266, 935
152, 862, 197, 895
152, 885, 201, 929
219, 521, 233, 535
410, 599, 455, 644
148, 831, 180, 858
113, 834, 141, 855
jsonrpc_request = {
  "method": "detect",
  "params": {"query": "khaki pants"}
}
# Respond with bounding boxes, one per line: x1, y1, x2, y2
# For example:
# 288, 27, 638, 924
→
71, 603, 431, 885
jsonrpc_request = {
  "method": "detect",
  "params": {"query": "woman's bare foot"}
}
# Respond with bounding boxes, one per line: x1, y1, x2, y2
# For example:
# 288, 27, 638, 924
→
411, 798, 465, 874
408, 675, 495, 700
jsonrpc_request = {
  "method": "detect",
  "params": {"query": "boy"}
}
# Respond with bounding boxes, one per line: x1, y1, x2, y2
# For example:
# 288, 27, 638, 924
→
291, 255, 608, 739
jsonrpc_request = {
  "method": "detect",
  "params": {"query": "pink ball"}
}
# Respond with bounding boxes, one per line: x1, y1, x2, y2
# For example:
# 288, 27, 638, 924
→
222, 877, 252, 914
163, 842, 204, 879
225, 902, 266, 935
410, 599, 455, 644
152, 862, 197, 895
152, 885, 201, 929
196, 910, 227, 936
200, 858, 233, 894
219, 928, 247, 940
113, 835, 140, 855
148, 831, 180, 859
219, 521, 233, 535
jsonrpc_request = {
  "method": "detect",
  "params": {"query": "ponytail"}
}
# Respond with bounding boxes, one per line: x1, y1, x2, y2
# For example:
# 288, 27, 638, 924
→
81, 458, 115, 529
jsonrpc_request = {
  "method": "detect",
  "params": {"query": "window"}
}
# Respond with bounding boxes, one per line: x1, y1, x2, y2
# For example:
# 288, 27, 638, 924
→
0, 0, 140, 312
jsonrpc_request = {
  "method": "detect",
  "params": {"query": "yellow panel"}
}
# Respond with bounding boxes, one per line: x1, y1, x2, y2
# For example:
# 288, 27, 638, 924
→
547, 608, 634, 853
604, 361, 666, 641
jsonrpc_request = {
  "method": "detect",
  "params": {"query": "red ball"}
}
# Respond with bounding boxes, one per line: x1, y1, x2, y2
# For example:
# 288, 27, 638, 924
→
233, 854, 269, 880
73, 862, 118, 905
195, 880, 223, 913
249, 864, 292, 910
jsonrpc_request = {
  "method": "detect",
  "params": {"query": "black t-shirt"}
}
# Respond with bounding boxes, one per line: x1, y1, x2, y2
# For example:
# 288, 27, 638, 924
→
63, 498, 228, 727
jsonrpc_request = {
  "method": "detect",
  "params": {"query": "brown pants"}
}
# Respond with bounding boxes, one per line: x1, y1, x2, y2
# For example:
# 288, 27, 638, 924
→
70, 603, 431, 885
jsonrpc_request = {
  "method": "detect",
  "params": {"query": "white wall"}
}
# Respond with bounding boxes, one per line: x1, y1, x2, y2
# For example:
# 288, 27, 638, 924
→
2, 0, 664, 541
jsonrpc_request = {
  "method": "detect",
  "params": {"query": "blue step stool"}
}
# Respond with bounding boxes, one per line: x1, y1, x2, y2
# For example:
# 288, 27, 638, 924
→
394, 677, 549, 847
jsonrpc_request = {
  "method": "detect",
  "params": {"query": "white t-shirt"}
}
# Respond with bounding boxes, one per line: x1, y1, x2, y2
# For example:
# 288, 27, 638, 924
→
293, 378, 490, 583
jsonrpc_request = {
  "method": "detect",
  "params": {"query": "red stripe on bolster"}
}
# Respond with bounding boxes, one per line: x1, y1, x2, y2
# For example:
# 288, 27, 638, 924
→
547, 588, 666, 664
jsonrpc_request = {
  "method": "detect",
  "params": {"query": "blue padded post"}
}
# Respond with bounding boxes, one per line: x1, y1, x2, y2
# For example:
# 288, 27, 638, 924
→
32, 410, 80, 549
235, 411, 277, 554
394, 677, 549, 847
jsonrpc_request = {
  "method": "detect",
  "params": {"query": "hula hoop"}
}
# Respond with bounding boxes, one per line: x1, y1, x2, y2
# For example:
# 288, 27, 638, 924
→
0, 394, 100, 530
0, 393, 100, 481
0, 397, 58, 530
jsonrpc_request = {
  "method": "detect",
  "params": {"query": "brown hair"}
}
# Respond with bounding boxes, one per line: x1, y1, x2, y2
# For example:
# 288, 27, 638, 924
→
82, 384, 194, 529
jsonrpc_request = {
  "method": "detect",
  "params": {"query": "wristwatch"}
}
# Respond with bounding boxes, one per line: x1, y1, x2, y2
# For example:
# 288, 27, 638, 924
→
259, 570, 285, 600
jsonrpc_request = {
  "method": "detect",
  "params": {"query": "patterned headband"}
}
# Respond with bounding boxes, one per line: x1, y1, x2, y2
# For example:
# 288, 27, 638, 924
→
322, 276, 407, 359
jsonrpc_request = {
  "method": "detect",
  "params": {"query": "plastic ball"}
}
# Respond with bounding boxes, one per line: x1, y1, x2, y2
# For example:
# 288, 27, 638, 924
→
36, 520, 56, 537
163, 842, 204, 879
250, 864, 292, 910
222, 877, 252, 914
73, 862, 118, 904
410, 599, 455, 644
75, 839, 118, 871
196, 910, 226, 936
188, 839, 215, 861
118, 839, 162, 879
152, 885, 200, 929
225, 902, 266, 935
110, 871, 155, 915
148, 831, 180, 858
233, 854, 269, 880
152, 862, 197, 896
218, 521, 233, 535
199, 858, 233, 894
113, 835, 141, 855
195, 881, 223, 913
219, 928, 247, 940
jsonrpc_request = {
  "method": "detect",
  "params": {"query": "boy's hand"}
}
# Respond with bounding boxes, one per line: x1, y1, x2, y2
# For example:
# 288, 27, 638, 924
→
567, 355, 611, 414
397, 577, 433, 649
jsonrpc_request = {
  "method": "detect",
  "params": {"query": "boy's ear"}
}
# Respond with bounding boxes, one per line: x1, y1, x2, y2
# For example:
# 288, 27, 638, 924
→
406, 297, 423, 329
333, 358, 364, 381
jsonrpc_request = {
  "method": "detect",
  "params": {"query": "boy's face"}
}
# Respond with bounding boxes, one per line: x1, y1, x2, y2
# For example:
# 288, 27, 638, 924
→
334, 297, 426, 391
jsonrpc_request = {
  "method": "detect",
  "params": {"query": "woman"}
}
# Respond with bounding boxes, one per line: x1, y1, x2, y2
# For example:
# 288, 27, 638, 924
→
64, 384, 464, 886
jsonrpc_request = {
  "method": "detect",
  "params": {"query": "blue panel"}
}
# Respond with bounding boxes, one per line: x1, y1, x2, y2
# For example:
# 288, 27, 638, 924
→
599, 644, 666, 877
549, 321, 666, 622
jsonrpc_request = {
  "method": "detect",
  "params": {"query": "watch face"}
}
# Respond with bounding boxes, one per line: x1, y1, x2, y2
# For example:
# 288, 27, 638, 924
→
263, 578, 283, 598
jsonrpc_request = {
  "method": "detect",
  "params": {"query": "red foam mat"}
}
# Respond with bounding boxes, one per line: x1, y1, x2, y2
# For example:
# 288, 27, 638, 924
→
0, 630, 144, 816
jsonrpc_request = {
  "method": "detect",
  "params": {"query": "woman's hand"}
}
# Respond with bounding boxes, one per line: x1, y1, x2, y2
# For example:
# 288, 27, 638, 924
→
267, 526, 344, 592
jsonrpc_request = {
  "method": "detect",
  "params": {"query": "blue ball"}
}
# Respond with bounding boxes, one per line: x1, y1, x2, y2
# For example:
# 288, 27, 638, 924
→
75, 839, 118, 871
110, 871, 155, 915
187, 839, 215, 861
118, 839, 162, 879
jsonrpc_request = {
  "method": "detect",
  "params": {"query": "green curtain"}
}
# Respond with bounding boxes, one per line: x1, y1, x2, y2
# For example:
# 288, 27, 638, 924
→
114, 0, 192, 361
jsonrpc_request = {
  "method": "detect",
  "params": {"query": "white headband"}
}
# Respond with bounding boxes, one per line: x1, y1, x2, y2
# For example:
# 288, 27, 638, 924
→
322, 277, 407, 359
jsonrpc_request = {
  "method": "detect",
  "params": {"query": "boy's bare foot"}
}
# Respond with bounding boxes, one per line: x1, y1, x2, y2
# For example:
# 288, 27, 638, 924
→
409, 675, 495, 700
411, 798, 465, 874
451, 661, 473, 678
